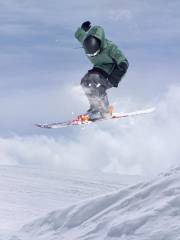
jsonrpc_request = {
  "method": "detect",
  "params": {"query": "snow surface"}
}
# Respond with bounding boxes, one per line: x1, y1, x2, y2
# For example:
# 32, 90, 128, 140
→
0, 165, 140, 239
3, 166, 180, 240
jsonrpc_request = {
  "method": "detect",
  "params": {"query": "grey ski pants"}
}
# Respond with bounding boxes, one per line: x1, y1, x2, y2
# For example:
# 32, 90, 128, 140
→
81, 71, 113, 112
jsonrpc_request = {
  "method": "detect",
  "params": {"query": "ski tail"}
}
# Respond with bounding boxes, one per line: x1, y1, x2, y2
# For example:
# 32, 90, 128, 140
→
112, 107, 156, 118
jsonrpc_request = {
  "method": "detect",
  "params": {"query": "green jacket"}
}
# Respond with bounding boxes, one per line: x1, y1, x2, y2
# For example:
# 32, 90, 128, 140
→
75, 25, 128, 75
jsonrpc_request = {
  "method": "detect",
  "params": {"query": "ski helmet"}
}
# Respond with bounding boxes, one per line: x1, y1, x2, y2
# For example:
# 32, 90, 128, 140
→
83, 35, 101, 57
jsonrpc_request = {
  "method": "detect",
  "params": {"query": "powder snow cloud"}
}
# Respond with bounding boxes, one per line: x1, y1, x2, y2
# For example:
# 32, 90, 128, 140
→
0, 85, 180, 176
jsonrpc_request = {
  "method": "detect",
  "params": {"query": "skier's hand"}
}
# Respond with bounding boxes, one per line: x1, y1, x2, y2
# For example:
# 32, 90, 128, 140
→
109, 62, 128, 87
81, 21, 91, 32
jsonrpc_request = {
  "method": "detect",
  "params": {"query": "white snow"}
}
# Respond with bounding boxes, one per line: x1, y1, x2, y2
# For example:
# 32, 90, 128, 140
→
0, 165, 140, 239
2, 166, 180, 240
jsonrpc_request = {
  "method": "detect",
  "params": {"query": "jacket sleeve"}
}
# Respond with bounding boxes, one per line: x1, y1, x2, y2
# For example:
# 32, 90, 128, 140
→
75, 27, 87, 44
108, 43, 128, 65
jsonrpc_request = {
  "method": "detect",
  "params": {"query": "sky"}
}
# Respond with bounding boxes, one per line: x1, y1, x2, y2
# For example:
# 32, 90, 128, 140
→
0, 0, 180, 176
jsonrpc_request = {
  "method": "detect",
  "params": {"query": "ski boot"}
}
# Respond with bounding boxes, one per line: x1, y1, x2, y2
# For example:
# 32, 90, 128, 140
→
86, 105, 113, 121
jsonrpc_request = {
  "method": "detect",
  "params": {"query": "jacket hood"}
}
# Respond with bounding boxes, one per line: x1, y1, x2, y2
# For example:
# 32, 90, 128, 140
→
86, 26, 106, 49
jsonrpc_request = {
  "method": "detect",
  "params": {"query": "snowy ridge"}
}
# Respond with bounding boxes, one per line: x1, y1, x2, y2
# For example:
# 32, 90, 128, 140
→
15, 167, 180, 240
0, 165, 138, 235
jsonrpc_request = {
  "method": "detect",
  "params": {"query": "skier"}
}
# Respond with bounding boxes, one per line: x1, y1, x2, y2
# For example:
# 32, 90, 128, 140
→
75, 21, 129, 120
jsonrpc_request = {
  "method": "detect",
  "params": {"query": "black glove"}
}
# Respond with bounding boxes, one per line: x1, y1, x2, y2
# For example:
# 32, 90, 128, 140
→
109, 61, 129, 87
81, 21, 91, 32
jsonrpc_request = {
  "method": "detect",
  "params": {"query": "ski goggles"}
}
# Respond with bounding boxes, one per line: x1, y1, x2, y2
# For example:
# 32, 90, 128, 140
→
86, 49, 100, 57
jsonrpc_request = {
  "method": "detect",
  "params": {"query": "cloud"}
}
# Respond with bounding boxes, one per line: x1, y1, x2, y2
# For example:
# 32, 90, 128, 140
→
107, 1, 180, 47
109, 9, 133, 22
0, 79, 88, 136
0, 85, 180, 176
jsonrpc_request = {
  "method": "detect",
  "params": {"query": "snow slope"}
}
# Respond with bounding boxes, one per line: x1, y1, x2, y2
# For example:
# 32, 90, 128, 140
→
15, 166, 180, 240
0, 165, 140, 238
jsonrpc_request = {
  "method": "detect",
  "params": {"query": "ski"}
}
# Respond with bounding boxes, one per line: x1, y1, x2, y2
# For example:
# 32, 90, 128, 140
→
35, 107, 155, 129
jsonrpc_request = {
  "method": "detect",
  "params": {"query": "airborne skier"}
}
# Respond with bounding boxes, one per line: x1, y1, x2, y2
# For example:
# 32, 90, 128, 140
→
35, 22, 156, 129
75, 21, 129, 120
